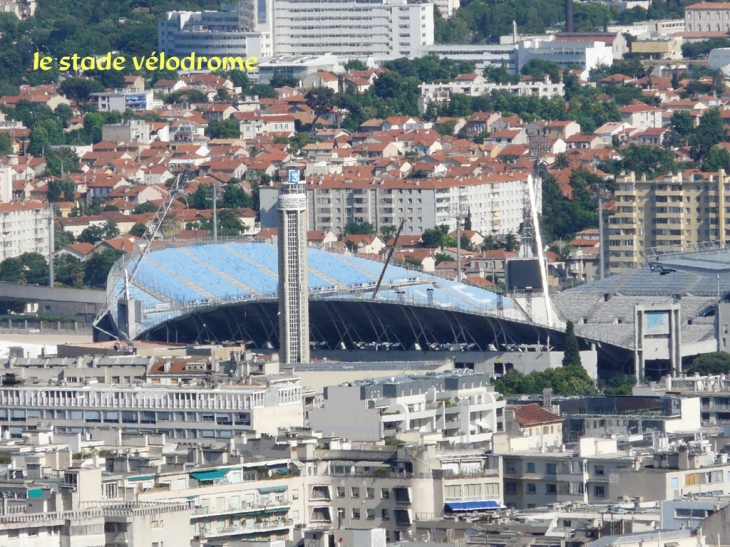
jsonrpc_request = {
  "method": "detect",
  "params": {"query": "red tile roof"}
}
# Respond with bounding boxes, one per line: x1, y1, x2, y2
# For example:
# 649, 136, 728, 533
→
509, 403, 563, 426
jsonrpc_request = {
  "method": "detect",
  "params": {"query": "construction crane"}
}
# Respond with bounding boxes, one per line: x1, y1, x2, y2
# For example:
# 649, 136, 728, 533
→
372, 218, 407, 299
92, 167, 192, 342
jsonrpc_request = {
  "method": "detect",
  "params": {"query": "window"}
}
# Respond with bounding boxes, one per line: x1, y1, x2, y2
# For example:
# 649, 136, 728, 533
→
381, 488, 390, 499
671, 478, 679, 489
382, 509, 390, 520
352, 508, 360, 520
546, 463, 557, 474
594, 486, 606, 497
336, 487, 345, 498
505, 461, 517, 473
546, 484, 557, 494
366, 487, 375, 499
526, 462, 535, 473
594, 465, 605, 476
526, 483, 537, 494
367, 509, 376, 520
505, 482, 517, 494
351, 487, 360, 498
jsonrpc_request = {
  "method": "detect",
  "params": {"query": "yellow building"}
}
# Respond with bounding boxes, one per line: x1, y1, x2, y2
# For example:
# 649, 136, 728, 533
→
609, 170, 729, 273
630, 37, 683, 60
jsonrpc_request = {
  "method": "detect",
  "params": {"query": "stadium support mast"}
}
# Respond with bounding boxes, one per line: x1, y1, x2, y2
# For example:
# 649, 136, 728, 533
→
527, 135, 555, 328
277, 172, 310, 364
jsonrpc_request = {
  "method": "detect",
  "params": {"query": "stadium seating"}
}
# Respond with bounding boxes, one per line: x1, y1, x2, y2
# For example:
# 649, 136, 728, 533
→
108, 242, 516, 335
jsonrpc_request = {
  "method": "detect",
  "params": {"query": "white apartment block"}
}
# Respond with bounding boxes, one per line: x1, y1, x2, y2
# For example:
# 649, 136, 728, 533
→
0, 379, 303, 439
418, 73, 565, 114
516, 38, 614, 72
685, 2, 730, 33
159, 3, 274, 59
274, 0, 433, 60
433, 0, 459, 18
309, 371, 505, 444
0, 202, 49, 262
92, 89, 161, 113
260, 174, 541, 237
159, 0, 434, 62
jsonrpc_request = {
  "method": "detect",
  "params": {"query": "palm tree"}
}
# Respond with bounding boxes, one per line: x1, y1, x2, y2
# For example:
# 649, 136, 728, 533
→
553, 152, 570, 170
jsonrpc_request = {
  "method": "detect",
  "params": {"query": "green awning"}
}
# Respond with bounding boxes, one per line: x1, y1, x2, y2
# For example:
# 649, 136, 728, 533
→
128, 475, 156, 482
191, 468, 231, 482
259, 486, 287, 493
264, 507, 289, 514
27, 488, 43, 499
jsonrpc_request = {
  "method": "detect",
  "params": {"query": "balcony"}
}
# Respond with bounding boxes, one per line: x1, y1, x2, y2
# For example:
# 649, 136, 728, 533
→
199, 519, 294, 539
192, 498, 291, 519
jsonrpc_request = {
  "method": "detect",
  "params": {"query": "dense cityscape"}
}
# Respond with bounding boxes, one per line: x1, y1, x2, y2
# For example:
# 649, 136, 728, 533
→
4, 0, 730, 545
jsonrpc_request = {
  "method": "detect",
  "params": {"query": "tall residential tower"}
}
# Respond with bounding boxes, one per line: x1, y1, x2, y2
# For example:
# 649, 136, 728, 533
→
277, 178, 310, 364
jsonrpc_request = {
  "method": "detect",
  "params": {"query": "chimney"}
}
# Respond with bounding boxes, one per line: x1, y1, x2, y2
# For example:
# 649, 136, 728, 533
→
565, 0, 574, 32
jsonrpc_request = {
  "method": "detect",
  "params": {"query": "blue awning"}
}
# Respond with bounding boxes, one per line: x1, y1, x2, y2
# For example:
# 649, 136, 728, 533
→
190, 468, 231, 482
27, 488, 43, 499
445, 500, 504, 512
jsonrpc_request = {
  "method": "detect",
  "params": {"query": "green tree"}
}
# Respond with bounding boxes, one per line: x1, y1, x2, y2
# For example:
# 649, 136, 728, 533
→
521, 59, 561, 83
133, 202, 157, 214
47, 179, 76, 202
55, 254, 84, 288
305, 87, 336, 128
229, 69, 251, 92
54, 229, 74, 251
59, 78, 105, 102
0, 133, 13, 156
380, 225, 397, 241
83, 249, 123, 288
704, 146, 730, 172
689, 109, 726, 162
0, 257, 24, 283
562, 320, 582, 368
20, 252, 48, 285
129, 223, 147, 237
435, 253, 454, 265
221, 184, 252, 209
191, 184, 212, 210
685, 352, 730, 375
344, 221, 375, 235
421, 225, 449, 248
206, 119, 240, 139
344, 60, 368, 71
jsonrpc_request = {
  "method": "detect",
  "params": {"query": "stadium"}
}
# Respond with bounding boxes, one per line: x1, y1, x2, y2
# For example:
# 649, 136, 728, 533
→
94, 240, 730, 378
95, 240, 569, 354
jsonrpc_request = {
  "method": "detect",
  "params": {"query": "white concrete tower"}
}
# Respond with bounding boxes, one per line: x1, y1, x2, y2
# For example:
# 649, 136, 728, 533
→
277, 176, 310, 364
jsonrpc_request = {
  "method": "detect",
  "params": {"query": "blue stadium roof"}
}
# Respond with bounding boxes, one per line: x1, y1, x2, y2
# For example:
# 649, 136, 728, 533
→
108, 242, 514, 335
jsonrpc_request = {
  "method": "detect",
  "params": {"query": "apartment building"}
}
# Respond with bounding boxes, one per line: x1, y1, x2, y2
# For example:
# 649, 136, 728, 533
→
159, 0, 434, 62
124, 437, 502, 543
611, 441, 730, 501
0, 377, 303, 439
92, 89, 161, 113
309, 371, 505, 444
418, 74, 565, 114
260, 174, 540, 237
496, 437, 634, 509
0, 201, 50, 262
685, 2, 730, 33
608, 170, 730, 273
159, 3, 274, 60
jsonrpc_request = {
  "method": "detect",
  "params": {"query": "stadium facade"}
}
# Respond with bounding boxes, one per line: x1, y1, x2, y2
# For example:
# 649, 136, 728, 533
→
95, 240, 730, 379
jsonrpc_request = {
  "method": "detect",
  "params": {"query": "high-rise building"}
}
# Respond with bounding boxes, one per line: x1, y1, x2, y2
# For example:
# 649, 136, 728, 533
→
609, 170, 729, 273
158, 0, 434, 62
277, 179, 310, 364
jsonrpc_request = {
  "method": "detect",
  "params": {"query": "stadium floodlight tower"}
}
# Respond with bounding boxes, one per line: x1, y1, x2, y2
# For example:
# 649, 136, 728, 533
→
277, 170, 310, 364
